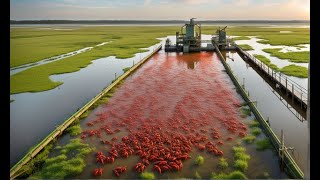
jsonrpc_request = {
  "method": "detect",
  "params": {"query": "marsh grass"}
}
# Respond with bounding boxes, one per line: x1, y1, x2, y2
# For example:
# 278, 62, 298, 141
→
218, 158, 228, 169
140, 172, 155, 179
253, 54, 279, 70
256, 138, 272, 151
251, 127, 262, 136
211, 171, 247, 179
249, 119, 260, 128
234, 160, 248, 172
262, 48, 309, 63
79, 110, 90, 119
195, 171, 201, 179
279, 65, 308, 78
238, 44, 254, 51
29, 138, 95, 179
232, 36, 250, 41
195, 156, 205, 165
123, 67, 131, 73
66, 124, 81, 136
240, 107, 252, 116
232, 146, 250, 172
243, 135, 256, 144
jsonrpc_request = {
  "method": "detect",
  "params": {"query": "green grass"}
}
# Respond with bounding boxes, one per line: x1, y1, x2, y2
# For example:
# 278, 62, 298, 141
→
195, 155, 205, 165
211, 171, 247, 179
232, 36, 250, 41
66, 124, 81, 136
251, 127, 262, 136
240, 107, 252, 116
243, 135, 256, 144
256, 138, 272, 151
262, 48, 309, 63
195, 171, 201, 179
253, 54, 279, 70
279, 65, 308, 78
249, 119, 260, 128
123, 67, 131, 73
218, 158, 229, 169
238, 44, 254, 51
140, 172, 155, 179
232, 146, 250, 172
28, 138, 95, 179
79, 110, 90, 119
234, 160, 248, 172
11, 26, 309, 94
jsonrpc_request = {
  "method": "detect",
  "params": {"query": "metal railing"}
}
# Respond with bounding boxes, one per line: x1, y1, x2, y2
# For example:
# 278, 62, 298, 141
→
235, 45, 308, 107
214, 44, 304, 179
10, 44, 162, 179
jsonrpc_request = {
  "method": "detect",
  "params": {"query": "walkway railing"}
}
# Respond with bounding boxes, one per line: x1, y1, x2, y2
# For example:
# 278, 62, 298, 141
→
235, 44, 308, 108
10, 44, 162, 179
214, 44, 304, 179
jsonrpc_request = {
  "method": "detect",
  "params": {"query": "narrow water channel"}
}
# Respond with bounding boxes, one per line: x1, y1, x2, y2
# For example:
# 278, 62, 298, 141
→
225, 51, 308, 172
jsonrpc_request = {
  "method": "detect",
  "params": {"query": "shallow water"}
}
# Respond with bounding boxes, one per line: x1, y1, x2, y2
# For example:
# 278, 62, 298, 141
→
10, 42, 161, 167
235, 37, 309, 69
225, 51, 308, 172
70, 50, 286, 179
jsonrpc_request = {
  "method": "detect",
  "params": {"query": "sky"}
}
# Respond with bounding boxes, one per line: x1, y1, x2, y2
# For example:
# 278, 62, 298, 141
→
10, 0, 310, 20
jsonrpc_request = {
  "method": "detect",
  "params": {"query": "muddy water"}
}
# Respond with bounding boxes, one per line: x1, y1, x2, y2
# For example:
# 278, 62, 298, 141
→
69, 51, 287, 179
225, 51, 308, 172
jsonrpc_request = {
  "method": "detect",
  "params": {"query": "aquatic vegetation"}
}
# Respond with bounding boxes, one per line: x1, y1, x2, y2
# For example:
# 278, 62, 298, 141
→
251, 127, 262, 136
66, 123, 81, 136
123, 67, 131, 73
28, 138, 94, 179
253, 54, 279, 71
249, 119, 260, 128
211, 170, 247, 179
140, 172, 155, 179
256, 138, 272, 151
279, 65, 308, 78
218, 158, 229, 169
243, 135, 256, 144
232, 36, 250, 41
240, 107, 252, 116
262, 48, 309, 63
195, 171, 201, 179
234, 159, 248, 171
238, 44, 254, 51
232, 146, 250, 172
195, 156, 205, 165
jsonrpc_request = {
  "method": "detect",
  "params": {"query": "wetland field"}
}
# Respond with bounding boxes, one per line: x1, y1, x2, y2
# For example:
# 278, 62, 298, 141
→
10, 24, 309, 179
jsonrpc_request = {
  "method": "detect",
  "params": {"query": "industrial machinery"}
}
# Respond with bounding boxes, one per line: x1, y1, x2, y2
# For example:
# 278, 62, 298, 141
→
165, 18, 234, 53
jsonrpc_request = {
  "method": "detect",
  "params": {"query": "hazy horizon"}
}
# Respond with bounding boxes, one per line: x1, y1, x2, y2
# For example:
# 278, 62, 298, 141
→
10, 0, 310, 21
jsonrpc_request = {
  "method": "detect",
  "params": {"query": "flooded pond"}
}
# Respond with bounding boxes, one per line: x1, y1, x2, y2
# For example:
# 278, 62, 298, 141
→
225, 51, 308, 172
10, 42, 161, 167
48, 50, 287, 179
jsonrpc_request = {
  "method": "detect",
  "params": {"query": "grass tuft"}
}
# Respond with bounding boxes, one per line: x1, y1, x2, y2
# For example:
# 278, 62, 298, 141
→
66, 124, 81, 136
279, 64, 308, 78
218, 158, 229, 169
249, 119, 260, 128
256, 138, 272, 151
195, 171, 201, 179
234, 160, 248, 172
243, 135, 256, 144
251, 127, 262, 136
195, 155, 205, 165
211, 171, 247, 179
140, 172, 155, 179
